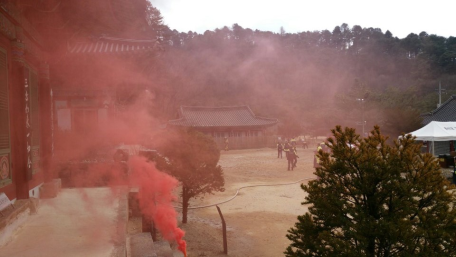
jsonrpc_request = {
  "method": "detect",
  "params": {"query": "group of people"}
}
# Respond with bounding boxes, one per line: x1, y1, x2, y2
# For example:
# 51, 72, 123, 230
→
277, 139, 299, 171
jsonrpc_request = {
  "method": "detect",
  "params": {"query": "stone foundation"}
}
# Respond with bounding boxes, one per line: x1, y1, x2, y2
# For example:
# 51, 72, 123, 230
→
0, 199, 35, 247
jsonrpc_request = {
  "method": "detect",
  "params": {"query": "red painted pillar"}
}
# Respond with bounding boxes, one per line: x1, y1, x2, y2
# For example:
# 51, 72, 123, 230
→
10, 40, 28, 199
39, 62, 53, 182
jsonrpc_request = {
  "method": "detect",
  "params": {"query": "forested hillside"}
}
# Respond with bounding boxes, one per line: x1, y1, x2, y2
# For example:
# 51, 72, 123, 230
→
144, 11, 456, 138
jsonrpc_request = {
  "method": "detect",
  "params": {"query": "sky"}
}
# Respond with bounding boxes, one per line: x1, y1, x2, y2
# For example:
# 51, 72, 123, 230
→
151, 0, 455, 39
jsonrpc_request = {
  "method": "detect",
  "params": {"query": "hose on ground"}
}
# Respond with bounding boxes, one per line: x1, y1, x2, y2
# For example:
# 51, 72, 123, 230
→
175, 176, 317, 210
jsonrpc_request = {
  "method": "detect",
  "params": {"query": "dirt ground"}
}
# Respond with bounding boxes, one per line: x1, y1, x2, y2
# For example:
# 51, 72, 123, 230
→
179, 146, 318, 257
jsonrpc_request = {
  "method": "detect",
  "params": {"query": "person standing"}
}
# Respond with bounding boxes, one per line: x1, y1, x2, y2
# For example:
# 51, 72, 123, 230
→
302, 137, 308, 149
286, 148, 295, 171
284, 140, 291, 153
284, 141, 293, 171
313, 143, 323, 168
277, 142, 283, 158
292, 146, 299, 169
453, 159, 456, 184
224, 137, 229, 151
290, 138, 297, 147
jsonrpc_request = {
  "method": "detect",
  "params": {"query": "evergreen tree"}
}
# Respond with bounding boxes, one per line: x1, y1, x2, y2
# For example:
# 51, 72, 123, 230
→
285, 125, 456, 256
154, 128, 225, 223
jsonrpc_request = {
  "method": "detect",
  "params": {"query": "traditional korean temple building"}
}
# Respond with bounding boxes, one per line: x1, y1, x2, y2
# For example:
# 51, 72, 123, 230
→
0, 0, 170, 252
0, 0, 160, 201
168, 106, 278, 149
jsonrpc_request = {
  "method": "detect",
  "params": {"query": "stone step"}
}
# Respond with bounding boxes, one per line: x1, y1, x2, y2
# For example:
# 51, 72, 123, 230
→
153, 241, 174, 257
172, 250, 185, 257
128, 233, 184, 257
128, 233, 157, 257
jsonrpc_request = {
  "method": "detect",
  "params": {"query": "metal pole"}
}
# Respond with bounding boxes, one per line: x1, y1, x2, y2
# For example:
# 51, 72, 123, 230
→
357, 98, 365, 138
362, 99, 365, 138
216, 205, 228, 254
433, 141, 435, 156
439, 81, 442, 107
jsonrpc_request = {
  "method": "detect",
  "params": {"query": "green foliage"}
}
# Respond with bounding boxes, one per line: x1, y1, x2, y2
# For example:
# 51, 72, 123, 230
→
380, 107, 423, 136
154, 128, 224, 223
58, 0, 157, 37
285, 125, 456, 256
150, 22, 456, 134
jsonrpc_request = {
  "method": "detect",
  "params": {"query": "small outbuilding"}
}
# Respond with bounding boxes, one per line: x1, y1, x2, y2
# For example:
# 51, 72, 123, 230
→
420, 95, 456, 156
407, 121, 456, 155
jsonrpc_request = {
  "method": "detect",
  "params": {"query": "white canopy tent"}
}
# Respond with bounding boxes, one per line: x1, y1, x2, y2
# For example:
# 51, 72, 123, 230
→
406, 121, 456, 155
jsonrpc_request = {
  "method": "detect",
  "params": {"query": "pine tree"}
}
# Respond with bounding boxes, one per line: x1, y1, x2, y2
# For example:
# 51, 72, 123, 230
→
154, 128, 225, 223
285, 125, 456, 256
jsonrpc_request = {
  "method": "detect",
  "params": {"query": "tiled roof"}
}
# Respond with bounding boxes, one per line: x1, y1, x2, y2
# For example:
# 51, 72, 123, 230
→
68, 36, 158, 54
422, 95, 456, 125
168, 106, 278, 128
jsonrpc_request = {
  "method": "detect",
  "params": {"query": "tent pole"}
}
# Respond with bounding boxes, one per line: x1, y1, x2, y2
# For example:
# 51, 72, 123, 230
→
432, 141, 435, 156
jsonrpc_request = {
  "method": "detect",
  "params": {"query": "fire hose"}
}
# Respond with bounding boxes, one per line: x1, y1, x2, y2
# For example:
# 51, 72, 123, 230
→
175, 176, 317, 210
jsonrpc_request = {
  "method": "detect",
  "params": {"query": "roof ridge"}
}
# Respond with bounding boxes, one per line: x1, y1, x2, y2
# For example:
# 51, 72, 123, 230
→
255, 115, 278, 121
430, 95, 456, 115
98, 36, 157, 43
181, 105, 249, 109
421, 95, 456, 125
170, 105, 278, 127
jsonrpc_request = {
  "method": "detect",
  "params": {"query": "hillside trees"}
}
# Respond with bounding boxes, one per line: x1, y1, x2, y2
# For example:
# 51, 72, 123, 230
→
154, 129, 225, 223
147, 18, 455, 135
440, 37, 456, 72
144, 1, 167, 38
285, 126, 456, 256
335, 79, 424, 138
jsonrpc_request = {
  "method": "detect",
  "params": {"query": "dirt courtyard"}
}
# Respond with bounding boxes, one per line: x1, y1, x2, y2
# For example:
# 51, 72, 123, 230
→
180, 146, 318, 257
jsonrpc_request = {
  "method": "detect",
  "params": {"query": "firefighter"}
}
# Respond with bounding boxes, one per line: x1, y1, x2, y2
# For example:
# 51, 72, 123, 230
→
291, 146, 299, 169
224, 137, 229, 151
290, 137, 297, 147
313, 143, 324, 168
277, 141, 283, 158
284, 141, 295, 171
283, 141, 291, 170
284, 140, 291, 152
113, 149, 129, 182
302, 137, 308, 149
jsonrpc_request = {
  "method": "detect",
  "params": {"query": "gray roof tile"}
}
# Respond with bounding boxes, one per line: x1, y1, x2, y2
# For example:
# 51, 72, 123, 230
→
168, 106, 278, 128
68, 36, 158, 54
422, 95, 456, 125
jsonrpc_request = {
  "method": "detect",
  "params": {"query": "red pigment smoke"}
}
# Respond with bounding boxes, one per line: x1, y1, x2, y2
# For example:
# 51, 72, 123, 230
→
129, 156, 187, 256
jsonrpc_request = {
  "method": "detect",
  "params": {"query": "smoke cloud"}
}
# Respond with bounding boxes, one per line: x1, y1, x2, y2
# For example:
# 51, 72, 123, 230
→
129, 156, 187, 255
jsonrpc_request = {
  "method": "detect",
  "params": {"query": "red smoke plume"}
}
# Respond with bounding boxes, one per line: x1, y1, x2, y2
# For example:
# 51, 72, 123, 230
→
129, 156, 187, 256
